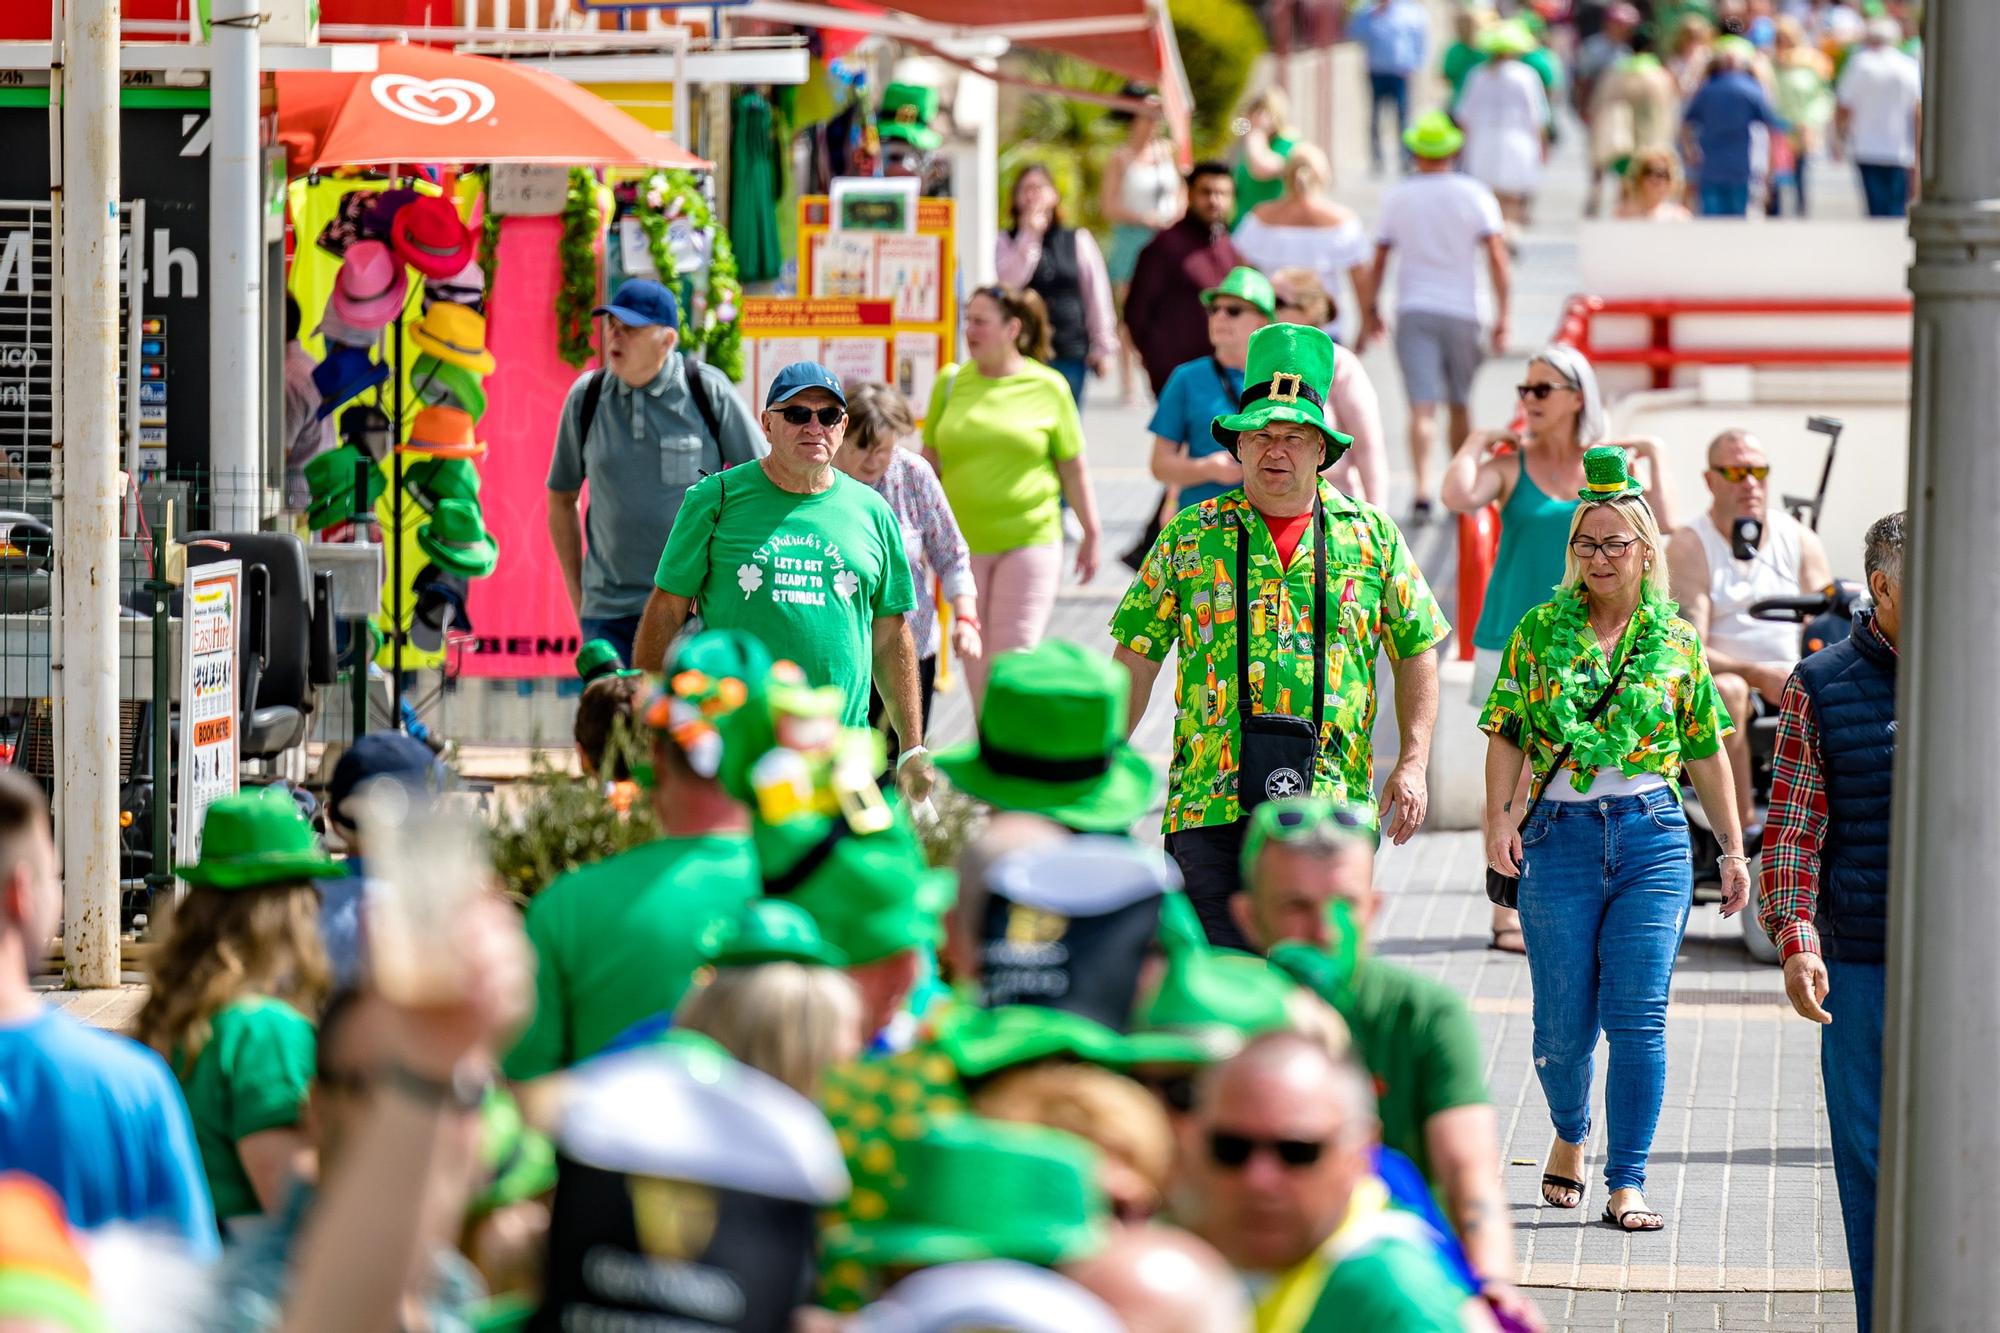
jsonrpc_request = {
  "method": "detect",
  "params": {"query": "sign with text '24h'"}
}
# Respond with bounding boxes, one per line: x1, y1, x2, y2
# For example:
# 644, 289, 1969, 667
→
174, 560, 240, 894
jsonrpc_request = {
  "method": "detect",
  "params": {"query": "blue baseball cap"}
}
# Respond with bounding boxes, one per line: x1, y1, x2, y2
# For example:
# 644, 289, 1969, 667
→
328, 731, 448, 830
764, 361, 847, 409
593, 278, 680, 330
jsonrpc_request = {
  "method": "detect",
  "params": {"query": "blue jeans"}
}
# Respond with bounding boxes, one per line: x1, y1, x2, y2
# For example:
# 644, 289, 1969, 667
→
1698, 180, 1752, 216
579, 614, 642, 669
1049, 355, 1088, 407
1369, 72, 1410, 169
1822, 957, 1884, 1333
1517, 785, 1693, 1193
1857, 162, 1910, 219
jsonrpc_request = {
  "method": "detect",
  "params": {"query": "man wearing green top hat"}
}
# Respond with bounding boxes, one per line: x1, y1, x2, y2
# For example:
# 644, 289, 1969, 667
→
1111, 322, 1448, 951
876, 81, 941, 179
1147, 266, 1274, 516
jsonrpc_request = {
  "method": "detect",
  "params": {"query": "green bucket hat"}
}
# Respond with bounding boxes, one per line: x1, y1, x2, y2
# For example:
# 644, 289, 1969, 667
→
416, 497, 499, 580
932, 641, 1159, 834
304, 445, 387, 530
709, 898, 849, 969
575, 638, 639, 685
1577, 444, 1645, 501
1478, 18, 1537, 56
412, 351, 489, 422
755, 806, 955, 967
175, 786, 344, 890
1199, 266, 1277, 320
877, 81, 941, 151
1403, 109, 1465, 161
1210, 323, 1356, 462
1134, 948, 1300, 1060
402, 455, 481, 515
820, 1117, 1107, 1269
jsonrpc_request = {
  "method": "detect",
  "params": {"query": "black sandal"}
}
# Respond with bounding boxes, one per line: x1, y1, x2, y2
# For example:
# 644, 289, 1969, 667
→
1602, 1201, 1665, 1231
1540, 1173, 1584, 1209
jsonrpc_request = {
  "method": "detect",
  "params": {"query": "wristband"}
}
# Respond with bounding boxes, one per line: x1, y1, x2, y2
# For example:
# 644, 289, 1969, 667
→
384, 1060, 491, 1113
1718, 854, 1750, 866
956, 613, 981, 631
896, 745, 930, 771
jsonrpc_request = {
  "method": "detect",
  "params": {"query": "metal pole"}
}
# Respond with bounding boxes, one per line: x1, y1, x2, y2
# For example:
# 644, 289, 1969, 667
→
58, 0, 124, 988
146, 505, 171, 911
208, 0, 262, 529
1877, 1, 2000, 1327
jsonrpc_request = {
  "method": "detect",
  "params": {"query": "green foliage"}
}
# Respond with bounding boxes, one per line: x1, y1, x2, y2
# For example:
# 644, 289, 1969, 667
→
1170, 0, 1269, 159
556, 168, 603, 370
488, 723, 659, 903
997, 56, 1131, 238
636, 170, 746, 383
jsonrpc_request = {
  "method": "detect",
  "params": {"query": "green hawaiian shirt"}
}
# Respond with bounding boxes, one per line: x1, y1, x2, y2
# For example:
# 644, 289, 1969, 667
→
1109, 482, 1449, 834
1477, 586, 1730, 792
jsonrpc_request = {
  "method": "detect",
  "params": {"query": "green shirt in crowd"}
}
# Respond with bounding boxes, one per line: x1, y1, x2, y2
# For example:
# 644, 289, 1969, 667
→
173, 995, 317, 1221
1284, 1236, 1470, 1332
1333, 958, 1489, 1186
503, 834, 758, 1081
922, 361, 1085, 556
1233, 132, 1295, 225
654, 462, 916, 729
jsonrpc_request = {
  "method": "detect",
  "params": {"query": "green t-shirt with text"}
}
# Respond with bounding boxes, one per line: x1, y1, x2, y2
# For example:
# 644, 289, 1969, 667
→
504, 834, 759, 1081
173, 995, 316, 1220
922, 362, 1085, 555
655, 462, 917, 728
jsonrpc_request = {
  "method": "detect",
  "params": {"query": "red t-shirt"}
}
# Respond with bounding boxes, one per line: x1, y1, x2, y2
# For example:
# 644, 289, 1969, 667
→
1258, 507, 1314, 567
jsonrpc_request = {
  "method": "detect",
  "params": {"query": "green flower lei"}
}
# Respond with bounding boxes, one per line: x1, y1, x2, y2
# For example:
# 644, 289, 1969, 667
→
632, 169, 744, 382
1541, 584, 1687, 788
556, 167, 603, 370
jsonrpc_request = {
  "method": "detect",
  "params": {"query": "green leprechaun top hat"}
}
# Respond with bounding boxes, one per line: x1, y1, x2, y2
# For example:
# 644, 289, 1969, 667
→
1577, 444, 1646, 501
1210, 323, 1356, 463
176, 786, 345, 890
1199, 266, 1277, 320
877, 82, 942, 151
416, 497, 499, 580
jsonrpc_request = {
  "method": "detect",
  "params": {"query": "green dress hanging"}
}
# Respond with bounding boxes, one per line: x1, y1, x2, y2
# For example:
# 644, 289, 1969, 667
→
729, 90, 784, 284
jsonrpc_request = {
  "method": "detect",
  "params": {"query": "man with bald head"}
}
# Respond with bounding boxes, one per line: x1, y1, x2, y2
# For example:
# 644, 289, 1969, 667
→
1064, 1224, 1250, 1333
1668, 429, 1831, 831
1183, 1033, 1497, 1332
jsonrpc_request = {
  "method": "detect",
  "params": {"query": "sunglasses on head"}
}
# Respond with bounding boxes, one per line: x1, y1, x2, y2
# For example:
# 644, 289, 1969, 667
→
778, 404, 846, 427
1208, 1131, 1328, 1169
1208, 301, 1257, 319
1711, 464, 1770, 482
1265, 802, 1371, 840
1516, 382, 1565, 401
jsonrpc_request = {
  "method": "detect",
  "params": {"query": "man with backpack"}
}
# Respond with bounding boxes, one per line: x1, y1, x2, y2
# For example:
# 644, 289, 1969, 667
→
546, 278, 765, 666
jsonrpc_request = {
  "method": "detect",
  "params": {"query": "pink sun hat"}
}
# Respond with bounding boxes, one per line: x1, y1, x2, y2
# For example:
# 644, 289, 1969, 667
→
328, 239, 410, 331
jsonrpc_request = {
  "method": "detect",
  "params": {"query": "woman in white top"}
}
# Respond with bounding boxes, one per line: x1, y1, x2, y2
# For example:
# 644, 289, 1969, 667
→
1232, 144, 1378, 348
1100, 92, 1184, 407
1458, 43, 1553, 228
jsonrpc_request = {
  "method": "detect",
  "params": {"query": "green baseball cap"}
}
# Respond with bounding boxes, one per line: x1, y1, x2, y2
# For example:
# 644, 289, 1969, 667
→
709, 898, 849, 969
1199, 266, 1278, 320
1577, 444, 1646, 501
175, 786, 344, 890
1210, 323, 1356, 462
1403, 110, 1465, 161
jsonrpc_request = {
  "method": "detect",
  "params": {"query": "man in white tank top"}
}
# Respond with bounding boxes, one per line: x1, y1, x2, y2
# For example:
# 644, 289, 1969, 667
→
1667, 430, 1831, 828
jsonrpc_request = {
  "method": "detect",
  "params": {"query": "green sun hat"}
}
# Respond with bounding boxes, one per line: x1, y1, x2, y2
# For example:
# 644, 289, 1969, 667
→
1240, 795, 1379, 878
1478, 18, 1538, 56
877, 81, 941, 151
1210, 323, 1356, 462
412, 351, 489, 422
709, 898, 849, 969
932, 641, 1160, 834
304, 445, 387, 530
1199, 266, 1277, 320
1134, 948, 1300, 1060
416, 497, 499, 580
574, 638, 639, 685
402, 456, 481, 515
1577, 444, 1646, 502
755, 806, 955, 966
819, 1117, 1108, 1269
1403, 109, 1466, 161
175, 786, 344, 890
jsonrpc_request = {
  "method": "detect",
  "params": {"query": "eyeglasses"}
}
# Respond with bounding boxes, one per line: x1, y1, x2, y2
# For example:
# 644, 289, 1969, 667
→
1208, 1131, 1328, 1169
1274, 297, 1304, 312
1570, 537, 1640, 560
1208, 301, 1257, 319
1516, 382, 1565, 401
1711, 464, 1770, 483
779, 405, 846, 427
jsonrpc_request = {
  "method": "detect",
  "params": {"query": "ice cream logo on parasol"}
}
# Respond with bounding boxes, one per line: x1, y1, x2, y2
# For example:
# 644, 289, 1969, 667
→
369, 75, 496, 128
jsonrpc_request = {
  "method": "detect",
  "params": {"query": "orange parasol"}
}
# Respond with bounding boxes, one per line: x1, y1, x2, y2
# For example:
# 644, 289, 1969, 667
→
276, 43, 709, 174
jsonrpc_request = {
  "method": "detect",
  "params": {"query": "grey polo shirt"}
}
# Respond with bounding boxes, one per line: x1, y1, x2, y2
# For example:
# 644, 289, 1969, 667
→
547, 353, 766, 619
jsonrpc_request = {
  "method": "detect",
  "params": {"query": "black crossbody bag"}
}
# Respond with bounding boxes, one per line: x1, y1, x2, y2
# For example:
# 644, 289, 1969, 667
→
1485, 652, 1631, 908
1235, 498, 1336, 813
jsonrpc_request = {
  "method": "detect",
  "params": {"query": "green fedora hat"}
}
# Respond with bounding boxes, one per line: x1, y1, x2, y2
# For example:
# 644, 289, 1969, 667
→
1577, 444, 1646, 502
755, 806, 955, 966
709, 898, 849, 969
176, 786, 344, 890
304, 445, 386, 530
932, 641, 1160, 834
413, 351, 488, 422
1210, 323, 1357, 462
1403, 109, 1465, 161
402, 456, 481, 516
1200, 266, 1277, 320
1477, 17, 1537, 57
1133, 947, 1301, 1061
574, 638, 640, 685
877, 81, 941, 151
820, 1117, 1107, 1269
416, 497, 499, 580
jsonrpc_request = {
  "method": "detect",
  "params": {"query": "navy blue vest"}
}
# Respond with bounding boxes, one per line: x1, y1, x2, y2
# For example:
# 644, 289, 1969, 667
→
1793, 612, 1897, 963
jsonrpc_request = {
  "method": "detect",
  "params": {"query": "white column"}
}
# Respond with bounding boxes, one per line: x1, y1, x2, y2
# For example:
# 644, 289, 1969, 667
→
58, 0, 123, 988
208, 0, 262, 529
951, 68, 998, 300
1877, 1, 2000, 1327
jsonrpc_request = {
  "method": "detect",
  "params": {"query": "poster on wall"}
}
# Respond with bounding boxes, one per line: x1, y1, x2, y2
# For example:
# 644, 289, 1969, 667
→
829, 176, 920, 234
751, 336, 823, 407
876, 235, 943, 325
809, 233, 877, 298
820, 337, 889, 389
175, 560, 241, 888
891, 330, 941, 413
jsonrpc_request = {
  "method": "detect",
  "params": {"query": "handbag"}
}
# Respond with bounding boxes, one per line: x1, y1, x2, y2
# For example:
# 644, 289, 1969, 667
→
1235, 496, 1337, 815
1484, 651, 1631, 909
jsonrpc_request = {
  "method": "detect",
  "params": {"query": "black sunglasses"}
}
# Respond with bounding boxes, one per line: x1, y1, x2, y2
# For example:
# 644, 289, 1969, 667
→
778, 404, 846, 427
1516, 382, 1564, 401
1208, 1131, 1328, 1169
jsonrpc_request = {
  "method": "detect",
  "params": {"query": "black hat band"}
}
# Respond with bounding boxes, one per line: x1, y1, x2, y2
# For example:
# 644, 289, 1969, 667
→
763, 820, 852, 897
405, 231, 467, 258
978, 742, 1111, 783
1238, 373, 1326, 413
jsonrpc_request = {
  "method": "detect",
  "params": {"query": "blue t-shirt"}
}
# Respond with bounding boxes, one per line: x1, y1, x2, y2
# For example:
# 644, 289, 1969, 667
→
1683, 71, 1784, 188
317, 862, 367, 988
0, 1008, 218, 1256
1149, 357, 1244, 513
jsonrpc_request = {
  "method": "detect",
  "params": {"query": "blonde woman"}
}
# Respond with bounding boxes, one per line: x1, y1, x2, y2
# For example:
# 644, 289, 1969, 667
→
974, 1061, 1176, 1224
1234, 145, 1378, 344
1231, 87, 1298, 224
138, 787, 338, 1224
1615, 149, 1693, 219
1479, 447, 1746, 1233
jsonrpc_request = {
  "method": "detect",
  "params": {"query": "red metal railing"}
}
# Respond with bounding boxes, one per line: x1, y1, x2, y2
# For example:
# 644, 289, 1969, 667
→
1556, 295, 1913, 390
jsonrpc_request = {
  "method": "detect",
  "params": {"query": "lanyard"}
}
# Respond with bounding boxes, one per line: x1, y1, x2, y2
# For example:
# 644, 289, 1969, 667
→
1236, 495, 1328, 738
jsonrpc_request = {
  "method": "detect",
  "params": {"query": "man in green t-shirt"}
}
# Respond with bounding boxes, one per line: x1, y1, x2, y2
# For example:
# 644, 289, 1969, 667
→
1232, 797, 1539, 1333
633, 361, 930, 798
503, 632, 770, 1081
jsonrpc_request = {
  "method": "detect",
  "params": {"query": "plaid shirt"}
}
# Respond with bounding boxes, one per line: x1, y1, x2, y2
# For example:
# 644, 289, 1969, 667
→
1759, 615, 1896, 960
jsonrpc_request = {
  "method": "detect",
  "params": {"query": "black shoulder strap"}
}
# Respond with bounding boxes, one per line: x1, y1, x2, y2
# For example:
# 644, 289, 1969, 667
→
1518, 647, 1632, 828
1235, 496, 1329, 745
576, 369, 608, 481
684, 358, 725, 447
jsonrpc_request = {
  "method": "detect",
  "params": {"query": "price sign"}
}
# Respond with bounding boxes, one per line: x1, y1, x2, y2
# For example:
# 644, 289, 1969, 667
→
174, 560, 240, 889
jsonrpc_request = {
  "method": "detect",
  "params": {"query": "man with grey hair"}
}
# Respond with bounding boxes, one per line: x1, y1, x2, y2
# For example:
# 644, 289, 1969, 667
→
1760, 509, 1903, 1333
1182, 1032, 1499, 1332
1669, 428, 1832, 831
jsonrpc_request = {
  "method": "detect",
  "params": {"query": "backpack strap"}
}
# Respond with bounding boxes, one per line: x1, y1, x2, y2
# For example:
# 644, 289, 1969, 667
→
684, 357, 725, 448
575, 369, 609, 483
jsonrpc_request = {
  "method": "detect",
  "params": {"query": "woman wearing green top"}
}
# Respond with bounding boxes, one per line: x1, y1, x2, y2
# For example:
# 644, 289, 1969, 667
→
924, 286, 1103, 703
137, 787, 338, 1224
1477, 450, 1748, 1235
1230, 88, 1296, 225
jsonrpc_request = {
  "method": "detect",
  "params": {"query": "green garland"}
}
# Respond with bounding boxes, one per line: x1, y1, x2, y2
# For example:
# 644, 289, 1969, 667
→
633, 169, 744, 382
556, 168, 603, 370
475, 168, 501, 309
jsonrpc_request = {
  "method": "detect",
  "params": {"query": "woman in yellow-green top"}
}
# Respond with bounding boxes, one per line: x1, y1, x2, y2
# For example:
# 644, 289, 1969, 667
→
137, 787, 337, 1226
924, 285, 1104, 702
